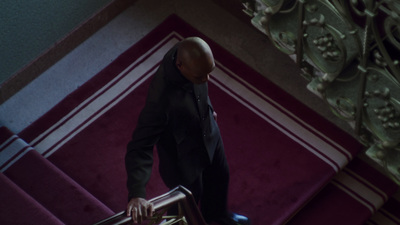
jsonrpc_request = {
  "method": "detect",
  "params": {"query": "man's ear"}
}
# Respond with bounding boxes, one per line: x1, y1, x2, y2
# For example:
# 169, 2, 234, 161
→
176, 60, 182, 68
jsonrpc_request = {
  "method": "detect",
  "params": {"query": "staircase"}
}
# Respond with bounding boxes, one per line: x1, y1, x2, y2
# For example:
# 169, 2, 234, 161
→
1, 121, 399, 225
287, 158, 400, 225
1, 13, 399, 224
0, 126, 114, 225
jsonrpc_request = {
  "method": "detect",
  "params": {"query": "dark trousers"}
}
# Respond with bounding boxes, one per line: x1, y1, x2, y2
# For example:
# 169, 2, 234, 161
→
158, 138, 230, 222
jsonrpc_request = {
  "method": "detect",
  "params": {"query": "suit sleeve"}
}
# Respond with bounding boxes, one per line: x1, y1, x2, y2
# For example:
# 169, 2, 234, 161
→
125, 99, 168, 200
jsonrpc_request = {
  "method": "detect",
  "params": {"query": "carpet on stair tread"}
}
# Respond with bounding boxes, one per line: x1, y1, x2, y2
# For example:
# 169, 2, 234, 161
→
4, 150, 114, 225
286, 157, 399, 225
0, 172, 65, 225
0, 126, 34, 172
366, 192, 400, 225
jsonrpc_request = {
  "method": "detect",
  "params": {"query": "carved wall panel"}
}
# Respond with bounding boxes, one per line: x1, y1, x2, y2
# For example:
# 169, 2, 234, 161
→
242, 0, 400, 183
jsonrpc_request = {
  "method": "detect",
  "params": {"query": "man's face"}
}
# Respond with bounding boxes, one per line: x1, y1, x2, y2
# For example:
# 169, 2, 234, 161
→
181, 67, 213, 84
178, 57, 215, 84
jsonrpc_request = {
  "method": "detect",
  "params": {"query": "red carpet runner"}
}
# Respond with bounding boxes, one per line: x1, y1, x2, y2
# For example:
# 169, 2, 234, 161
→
1, 14, 399, 225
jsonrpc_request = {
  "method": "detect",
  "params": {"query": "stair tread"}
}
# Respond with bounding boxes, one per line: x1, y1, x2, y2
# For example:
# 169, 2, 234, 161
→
287, 158, 399, 225
367, 194, 400, 225
0, 172, 64, 225
4, 150, 114, 225
0, 126, 33, 172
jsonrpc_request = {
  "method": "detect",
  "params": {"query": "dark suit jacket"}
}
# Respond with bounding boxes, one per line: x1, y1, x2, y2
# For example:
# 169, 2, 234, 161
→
125, 43, 221, 199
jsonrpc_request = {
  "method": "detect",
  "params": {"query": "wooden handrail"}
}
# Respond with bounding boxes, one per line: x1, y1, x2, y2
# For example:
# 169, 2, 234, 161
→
93, 186, 207, 225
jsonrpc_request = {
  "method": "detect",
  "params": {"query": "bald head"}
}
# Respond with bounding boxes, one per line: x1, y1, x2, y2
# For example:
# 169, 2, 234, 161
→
176, 37, 215, 84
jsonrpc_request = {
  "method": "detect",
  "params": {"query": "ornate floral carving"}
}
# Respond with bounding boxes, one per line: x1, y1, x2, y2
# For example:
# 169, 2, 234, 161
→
243, 0, 400, 184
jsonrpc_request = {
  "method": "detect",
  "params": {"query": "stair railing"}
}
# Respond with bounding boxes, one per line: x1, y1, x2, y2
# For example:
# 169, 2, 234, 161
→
93, 186, 207, 225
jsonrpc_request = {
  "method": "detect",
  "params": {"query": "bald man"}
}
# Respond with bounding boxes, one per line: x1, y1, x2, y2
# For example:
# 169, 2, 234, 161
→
125, 37, 250, 225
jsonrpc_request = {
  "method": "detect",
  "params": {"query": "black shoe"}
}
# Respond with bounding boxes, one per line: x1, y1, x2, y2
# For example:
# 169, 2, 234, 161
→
214, 212, 250, 225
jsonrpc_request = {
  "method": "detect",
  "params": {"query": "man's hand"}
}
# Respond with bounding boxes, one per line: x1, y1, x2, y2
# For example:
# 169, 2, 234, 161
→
126, 197, 154, 224
213, 111, 218, 122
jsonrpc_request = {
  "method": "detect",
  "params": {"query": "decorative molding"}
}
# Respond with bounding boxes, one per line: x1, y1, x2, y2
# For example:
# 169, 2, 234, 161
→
242, 0, 400, 184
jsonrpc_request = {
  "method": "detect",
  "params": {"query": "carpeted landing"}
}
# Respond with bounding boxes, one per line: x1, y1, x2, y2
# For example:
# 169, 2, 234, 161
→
1, 15, 399, 225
